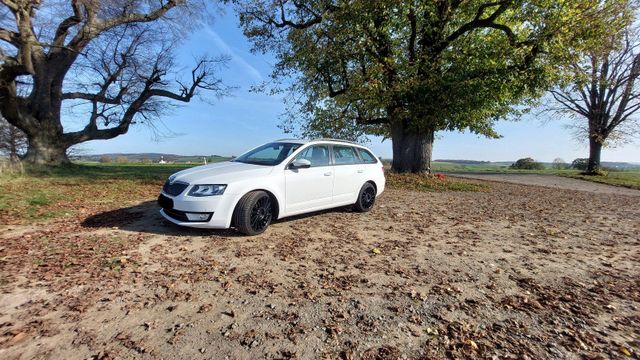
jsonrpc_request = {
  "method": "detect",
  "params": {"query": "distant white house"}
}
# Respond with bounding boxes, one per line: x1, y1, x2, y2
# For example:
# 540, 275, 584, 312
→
158, 156, 167, 164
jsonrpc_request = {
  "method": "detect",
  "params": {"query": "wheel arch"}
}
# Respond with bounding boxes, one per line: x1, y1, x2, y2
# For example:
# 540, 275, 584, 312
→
365, 180, 377, 192
229, 188, 282, 227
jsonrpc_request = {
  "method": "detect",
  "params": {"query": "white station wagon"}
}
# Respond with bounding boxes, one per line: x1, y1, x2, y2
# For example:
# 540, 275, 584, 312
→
158, 139, 386, 235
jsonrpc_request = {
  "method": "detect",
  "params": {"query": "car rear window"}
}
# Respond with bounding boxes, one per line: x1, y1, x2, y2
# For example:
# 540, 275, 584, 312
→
357, 148, 378, 164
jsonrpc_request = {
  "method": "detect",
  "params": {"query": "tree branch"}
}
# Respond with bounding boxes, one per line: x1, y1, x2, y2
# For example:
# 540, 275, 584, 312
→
52, 0, 84, 48
355, 115, 389, 125
439, 1, 515, 52
0, 0, 18, 13
62, 56, 229, 146
61, 92, 125, 105
0, 27, 19, 46
550, 90, 589, 117
65, 0, 183, 52
95, 0, 182, 32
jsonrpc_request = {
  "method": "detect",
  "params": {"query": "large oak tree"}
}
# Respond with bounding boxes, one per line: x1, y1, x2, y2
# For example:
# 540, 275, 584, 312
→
233, 0, 626, 172
0, 0, 229, 164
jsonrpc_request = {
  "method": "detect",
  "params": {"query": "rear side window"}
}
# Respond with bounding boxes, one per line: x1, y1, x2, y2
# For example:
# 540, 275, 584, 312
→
357, 148, 378, 164
333, 146, 359, 165
294, 145, 330, 167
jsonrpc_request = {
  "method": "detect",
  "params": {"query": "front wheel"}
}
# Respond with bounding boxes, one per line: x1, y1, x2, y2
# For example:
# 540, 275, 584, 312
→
233, 191, 274, 235
354, 182, 376, 212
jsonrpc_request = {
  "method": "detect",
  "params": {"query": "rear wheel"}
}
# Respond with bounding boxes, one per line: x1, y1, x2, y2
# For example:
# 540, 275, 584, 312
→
354, 182, 376, 212
233, 191, 273, 235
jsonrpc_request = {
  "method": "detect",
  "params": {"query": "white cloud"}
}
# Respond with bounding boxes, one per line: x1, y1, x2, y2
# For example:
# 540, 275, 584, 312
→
200, 22, 263, 82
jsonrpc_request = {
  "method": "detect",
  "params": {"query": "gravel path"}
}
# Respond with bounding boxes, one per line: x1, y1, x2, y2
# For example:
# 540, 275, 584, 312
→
447, 172, 640, 196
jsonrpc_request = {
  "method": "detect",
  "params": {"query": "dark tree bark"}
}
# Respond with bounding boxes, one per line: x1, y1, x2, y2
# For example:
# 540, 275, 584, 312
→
0, 0, 228, 165
391, 121, 433, 173
23, 132, 71, 164
587, 136, 603, 173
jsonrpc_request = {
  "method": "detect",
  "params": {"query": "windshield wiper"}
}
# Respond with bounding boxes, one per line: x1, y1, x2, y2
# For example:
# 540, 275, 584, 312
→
235, 160, 272, 166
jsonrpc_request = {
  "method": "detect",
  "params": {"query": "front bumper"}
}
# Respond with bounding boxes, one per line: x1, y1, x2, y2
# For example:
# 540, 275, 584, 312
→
158, 192, 235, 229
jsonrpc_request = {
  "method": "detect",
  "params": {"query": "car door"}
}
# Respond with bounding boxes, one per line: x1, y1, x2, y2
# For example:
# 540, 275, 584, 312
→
284, 144, 333, 214
331, 145, 365, 205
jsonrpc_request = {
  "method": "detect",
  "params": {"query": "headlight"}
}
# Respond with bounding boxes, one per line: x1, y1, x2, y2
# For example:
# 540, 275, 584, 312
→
188, 184, 227, 197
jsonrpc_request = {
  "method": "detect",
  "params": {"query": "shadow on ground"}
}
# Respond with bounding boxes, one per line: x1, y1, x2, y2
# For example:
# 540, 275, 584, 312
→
81, 200, 354, 236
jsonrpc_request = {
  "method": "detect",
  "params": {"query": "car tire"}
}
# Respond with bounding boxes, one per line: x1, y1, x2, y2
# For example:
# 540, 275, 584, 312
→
233, 190, 274, 235
353, 182, 376, 212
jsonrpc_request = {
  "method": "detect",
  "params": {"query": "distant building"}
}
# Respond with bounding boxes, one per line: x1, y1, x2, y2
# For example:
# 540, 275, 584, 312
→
159, 156, 167, 164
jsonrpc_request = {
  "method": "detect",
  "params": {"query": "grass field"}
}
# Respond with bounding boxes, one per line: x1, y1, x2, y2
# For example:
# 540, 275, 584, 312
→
563, 171, 640, 190
431, 161, 640, 190
0, 163, 193, 224
0, 162, 483, 224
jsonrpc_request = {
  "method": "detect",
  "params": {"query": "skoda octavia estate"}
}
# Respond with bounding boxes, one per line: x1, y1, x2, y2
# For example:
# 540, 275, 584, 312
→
158, 139, 385, 235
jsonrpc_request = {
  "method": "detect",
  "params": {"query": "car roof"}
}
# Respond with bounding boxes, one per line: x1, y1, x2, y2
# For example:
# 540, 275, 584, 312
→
275, 138, 365, 147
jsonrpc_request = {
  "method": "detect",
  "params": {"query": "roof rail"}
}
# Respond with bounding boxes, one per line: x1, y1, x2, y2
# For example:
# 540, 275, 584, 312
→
312, 138, 359, 145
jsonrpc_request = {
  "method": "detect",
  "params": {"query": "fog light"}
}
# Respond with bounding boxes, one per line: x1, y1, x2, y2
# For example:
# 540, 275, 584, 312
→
185, 212, 212, 221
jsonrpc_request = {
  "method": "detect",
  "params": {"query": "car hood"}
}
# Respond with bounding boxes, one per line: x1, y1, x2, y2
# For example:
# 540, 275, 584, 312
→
168, 161, 274, 186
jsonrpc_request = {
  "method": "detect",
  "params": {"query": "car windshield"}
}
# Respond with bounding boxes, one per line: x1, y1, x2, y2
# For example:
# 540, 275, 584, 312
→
233, 142, 301, 166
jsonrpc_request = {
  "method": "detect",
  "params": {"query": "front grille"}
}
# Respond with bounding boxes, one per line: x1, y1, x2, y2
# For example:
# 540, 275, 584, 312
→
163, 180, 189, 196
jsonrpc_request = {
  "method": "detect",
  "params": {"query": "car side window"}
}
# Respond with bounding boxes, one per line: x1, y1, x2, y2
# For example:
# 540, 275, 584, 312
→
357, 148, 378, 164
294, 145, 330, 167
333, 145, 359, 165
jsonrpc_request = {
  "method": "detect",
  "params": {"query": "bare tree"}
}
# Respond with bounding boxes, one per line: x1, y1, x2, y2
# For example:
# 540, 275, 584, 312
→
551, 20, 640, 174
0, 0, 230, 164
0, 114, 26, 161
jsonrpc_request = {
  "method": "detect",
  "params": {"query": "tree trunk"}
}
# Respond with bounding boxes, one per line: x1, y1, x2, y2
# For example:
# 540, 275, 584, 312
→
586, 136, 603, 174
391, 121, 434, 173
23, 134, 70, 165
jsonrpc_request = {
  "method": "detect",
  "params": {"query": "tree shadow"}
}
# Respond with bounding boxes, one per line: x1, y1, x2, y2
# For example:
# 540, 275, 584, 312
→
81, 200, 355, 236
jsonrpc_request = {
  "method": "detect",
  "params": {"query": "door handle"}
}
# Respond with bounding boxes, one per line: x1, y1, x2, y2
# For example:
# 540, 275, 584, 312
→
324, 172, 332, 176
357, 170, 364, 173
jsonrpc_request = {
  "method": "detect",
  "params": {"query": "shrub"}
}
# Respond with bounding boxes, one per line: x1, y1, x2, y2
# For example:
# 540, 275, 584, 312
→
99, 156, 112, 163
511, 157, 545, 170
552, 158, 569, 170
571, 158, 589, 171
115, 156, 129, 164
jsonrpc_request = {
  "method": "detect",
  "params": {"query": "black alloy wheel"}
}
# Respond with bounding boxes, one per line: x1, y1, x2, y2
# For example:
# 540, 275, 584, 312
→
250, 195, 272, 232
233, 190, 274, 235
354, 182, 376, 212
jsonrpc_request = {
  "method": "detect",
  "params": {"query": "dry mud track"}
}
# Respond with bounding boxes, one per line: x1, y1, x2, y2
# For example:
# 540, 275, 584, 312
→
0, 181, 639, 359
447, 172, 640, 196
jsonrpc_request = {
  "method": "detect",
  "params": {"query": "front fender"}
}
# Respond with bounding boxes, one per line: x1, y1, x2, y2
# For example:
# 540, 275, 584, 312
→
223, 182, 285, 229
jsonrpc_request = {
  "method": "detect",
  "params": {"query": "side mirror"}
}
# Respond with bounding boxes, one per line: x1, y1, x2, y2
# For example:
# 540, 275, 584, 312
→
290, 158, 311, 169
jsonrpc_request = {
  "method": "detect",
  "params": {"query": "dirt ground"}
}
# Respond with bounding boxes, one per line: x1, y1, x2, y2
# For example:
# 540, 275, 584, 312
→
0, 180, 639, 359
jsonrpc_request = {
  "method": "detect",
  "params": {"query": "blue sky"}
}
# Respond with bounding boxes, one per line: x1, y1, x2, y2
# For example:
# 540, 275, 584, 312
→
71, 6, 640, 163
